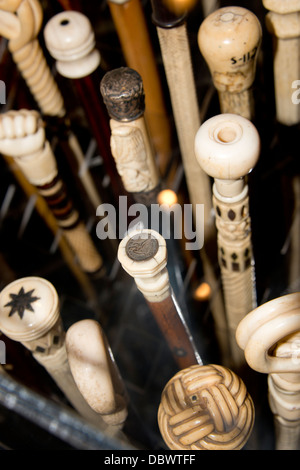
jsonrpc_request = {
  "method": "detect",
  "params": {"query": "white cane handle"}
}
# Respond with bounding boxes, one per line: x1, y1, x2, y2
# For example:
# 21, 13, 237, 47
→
236, 293, 300, 375
0, 0, 65, 116
66, 319, 128, 428
0, 277, 108, 426
0, 110, 103, 274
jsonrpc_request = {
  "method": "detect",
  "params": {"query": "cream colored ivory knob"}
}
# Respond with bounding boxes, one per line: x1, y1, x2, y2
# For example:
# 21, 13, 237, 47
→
194, 113, 260, 198
118, 229, 170, 303
263, 0, 300, 14
198, 7, 262, 95
0, 277, 60, 347
66, 319, 128, 427
44, 11, 101, 78
236, 293, 300, 375
158, 364, 254, 450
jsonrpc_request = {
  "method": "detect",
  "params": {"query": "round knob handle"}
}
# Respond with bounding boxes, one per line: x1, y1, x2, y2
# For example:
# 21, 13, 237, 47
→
236, 293, 300, 374
100, 67, 145, 122
44, 11, 101, 78
158, 364, 254, 450
0, 277, 60, 342
198, 6, 262, 94
195, 113, 260, 197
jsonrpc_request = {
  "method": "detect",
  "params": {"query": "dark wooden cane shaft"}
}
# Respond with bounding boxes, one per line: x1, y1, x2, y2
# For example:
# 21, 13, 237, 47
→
146, 295, 199, 370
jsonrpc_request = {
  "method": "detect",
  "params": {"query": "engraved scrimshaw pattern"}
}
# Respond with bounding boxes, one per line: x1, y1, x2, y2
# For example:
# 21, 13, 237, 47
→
158, 364, 254, 450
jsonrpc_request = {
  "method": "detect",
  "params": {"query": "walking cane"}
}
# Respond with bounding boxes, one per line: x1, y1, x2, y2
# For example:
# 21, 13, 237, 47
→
118, 228, 201, 370
198, 6, 262, 121
66, 319, 128, 429
43, 10, 123, 204
100, 67, 161, 206
150, 0, 229, 365
195, 113, 260, 368
106, 0, 172, 176
158, 362, 254, 450
0, 109, 103, 275
0, 0, 104, 212
0, 276, 114, 429
236, 292, 300, 450
262, 0, 300, 125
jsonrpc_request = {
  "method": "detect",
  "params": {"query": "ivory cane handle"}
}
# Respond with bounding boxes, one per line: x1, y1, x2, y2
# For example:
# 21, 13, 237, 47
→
158, 363, 254, 450
0, 277, 110, 427
236, 292, 300, 450
0, 110, 103, 274
198, 6, 262, 120
66, 319, 128, 428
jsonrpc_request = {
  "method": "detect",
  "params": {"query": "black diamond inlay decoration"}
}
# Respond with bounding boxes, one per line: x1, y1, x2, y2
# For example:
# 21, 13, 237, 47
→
4, 287, 40, 320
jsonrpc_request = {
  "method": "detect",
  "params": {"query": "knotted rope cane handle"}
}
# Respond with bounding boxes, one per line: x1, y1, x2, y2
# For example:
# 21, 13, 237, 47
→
100, 67, 160, 206
66, 319, 128, 428
158, 363, 254, 450
198, 7, 262, 121
0, 110, 103, 274
236, 293, 300, 450
195, 114, 260, 368
0, 277, 110, 427
263, 0, 300, 125
0, 0, 65, 116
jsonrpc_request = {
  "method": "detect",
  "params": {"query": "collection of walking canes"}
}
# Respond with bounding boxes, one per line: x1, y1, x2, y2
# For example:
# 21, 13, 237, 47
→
0, 0, 299, 451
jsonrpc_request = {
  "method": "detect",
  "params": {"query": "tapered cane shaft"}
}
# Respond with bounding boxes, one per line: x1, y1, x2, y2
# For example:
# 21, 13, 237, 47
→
195, 114, 260, 368
263, 0, 300, 125
66, 319, 128, 429
236, 293, 300, 450
0, 110, 103, 274
198, 7, 262, 120
118, 229, 201, 369
107, 0, 172, 175
0, 277, 110, 427
150, 0, 230, 363
158, 363, 254, 450
0, 0, 104, 212
100, 67, 161, 206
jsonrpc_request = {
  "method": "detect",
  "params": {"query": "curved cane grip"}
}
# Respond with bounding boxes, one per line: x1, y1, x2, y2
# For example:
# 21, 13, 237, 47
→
236, 293, 300, 374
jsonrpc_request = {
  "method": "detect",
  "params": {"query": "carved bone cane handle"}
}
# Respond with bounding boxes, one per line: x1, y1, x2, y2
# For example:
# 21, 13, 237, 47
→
0, 110, 103, 274
66, 319, 128, 428
263, 1, 300, 125
0, 277, 110, 427
118, 229, 201, 369
0, 0, 65, 116
236, 293, 300, 450
198, 6, 262, 121
158, 363, 254, 450
100, 67, 160, 206
195, 113, 260, 368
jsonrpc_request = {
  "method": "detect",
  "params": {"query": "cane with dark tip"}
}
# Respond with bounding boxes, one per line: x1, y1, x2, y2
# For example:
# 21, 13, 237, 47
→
100, 67, 161, 206
0, 109, 103, 275
106, 0, 172, 176
66, 319, 128, 430
195, 114, 260, 368
198, 6, 262, 121
118, 228, 201, 370
236, 292, 300, 450
0, 277, 112, 428
158, 363, 254, 450
263, 0, 300, 125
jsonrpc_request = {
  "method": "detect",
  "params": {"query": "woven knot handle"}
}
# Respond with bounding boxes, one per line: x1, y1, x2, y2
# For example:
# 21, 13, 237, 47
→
158, 364, 254, 450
